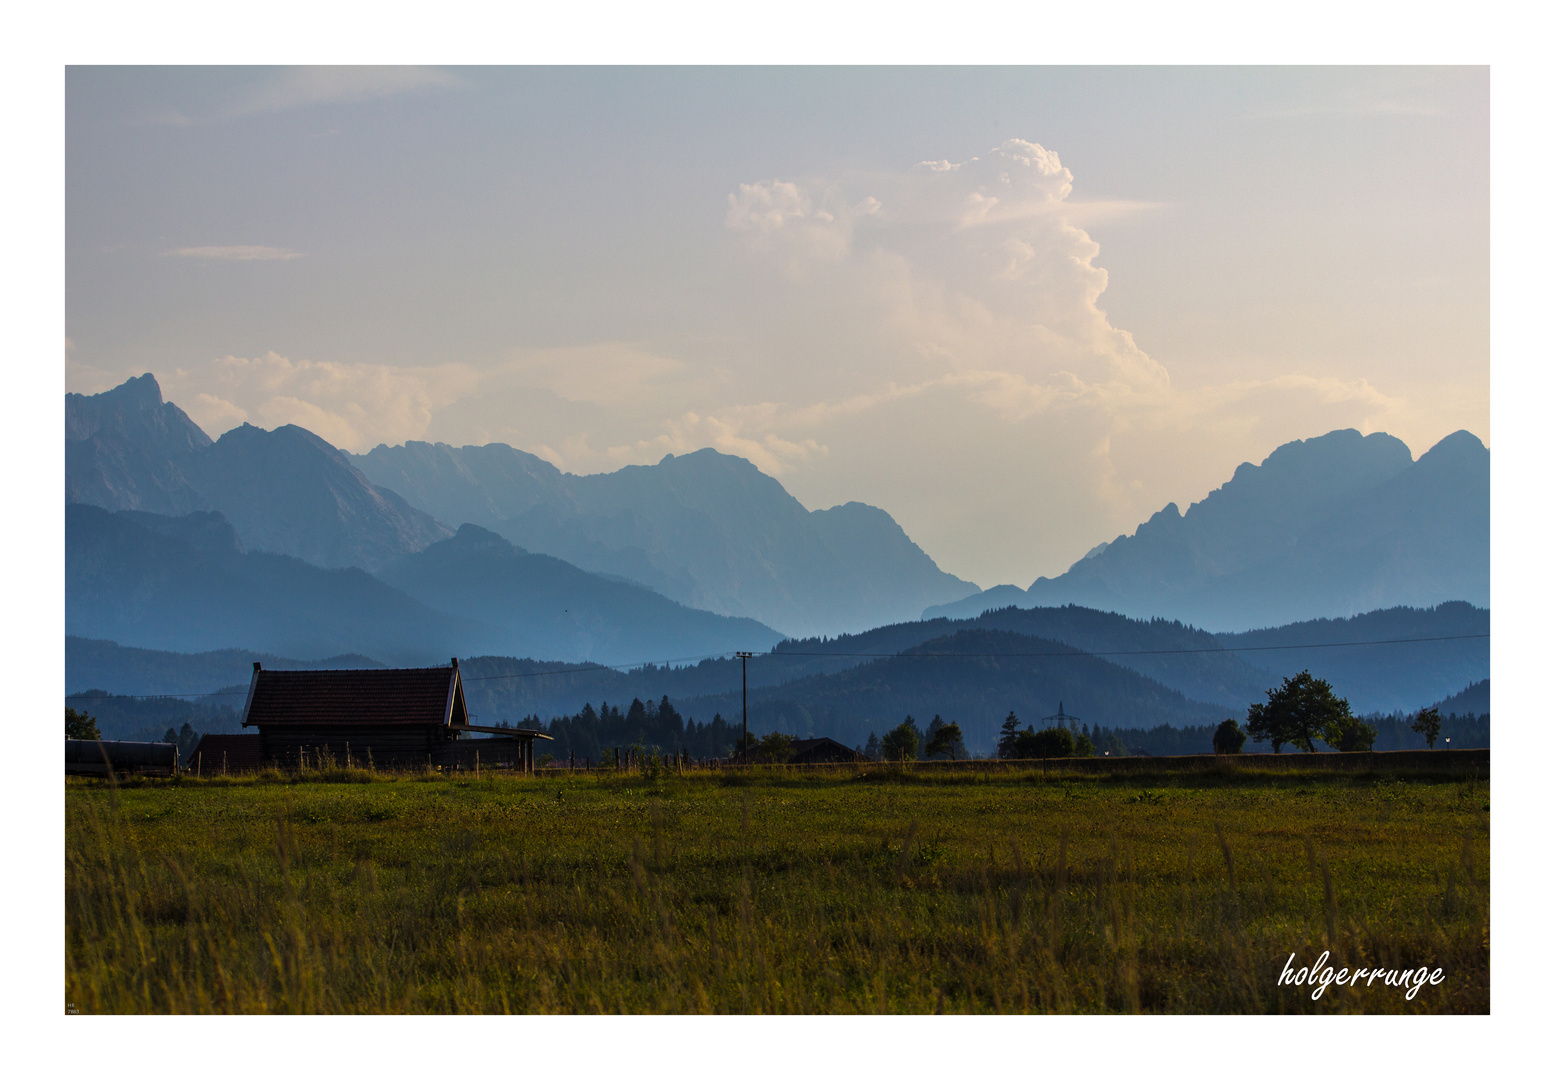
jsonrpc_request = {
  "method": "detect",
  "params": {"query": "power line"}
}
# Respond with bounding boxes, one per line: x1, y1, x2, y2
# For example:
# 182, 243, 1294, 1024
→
64, 632, 1488, 702
771, 633, 1491, 661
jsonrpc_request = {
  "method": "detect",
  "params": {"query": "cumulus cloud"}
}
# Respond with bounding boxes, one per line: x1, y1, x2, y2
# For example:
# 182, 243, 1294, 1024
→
724, 139, 1169, 402
159, 352, 479, 452
700, 139, 1422, 576
72, 137, 1440, 585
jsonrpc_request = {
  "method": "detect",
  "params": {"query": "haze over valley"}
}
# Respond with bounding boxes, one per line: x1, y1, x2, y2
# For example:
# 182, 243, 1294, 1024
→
66, 375, 1490, 753
62, 68, 1489, 758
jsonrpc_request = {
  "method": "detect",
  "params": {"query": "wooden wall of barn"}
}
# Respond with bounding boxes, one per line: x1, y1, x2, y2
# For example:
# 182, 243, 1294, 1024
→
257, 725, 455, 769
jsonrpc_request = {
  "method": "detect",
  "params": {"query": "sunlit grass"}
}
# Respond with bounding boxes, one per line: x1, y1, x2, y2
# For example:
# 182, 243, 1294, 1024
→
65, 763, 1489, 1013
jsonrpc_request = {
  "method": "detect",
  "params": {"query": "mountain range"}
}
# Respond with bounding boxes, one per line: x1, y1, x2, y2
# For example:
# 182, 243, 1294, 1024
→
66, 504, 781, 666
68, 374, 451, 571
352, 440, 979, 637
67, 376, 976, 637
65, 375, 1489, 729
926, 428, 1489, 631
69, 598, 1488, 753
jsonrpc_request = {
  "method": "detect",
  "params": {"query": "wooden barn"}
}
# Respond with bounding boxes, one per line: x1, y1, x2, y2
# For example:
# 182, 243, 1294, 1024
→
185, 733, 264, 774
790, 737, 866, 765
240, 659, 550, 772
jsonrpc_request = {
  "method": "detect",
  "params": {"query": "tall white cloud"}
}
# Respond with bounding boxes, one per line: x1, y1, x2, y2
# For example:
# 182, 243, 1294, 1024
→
72, 139, 1423, 586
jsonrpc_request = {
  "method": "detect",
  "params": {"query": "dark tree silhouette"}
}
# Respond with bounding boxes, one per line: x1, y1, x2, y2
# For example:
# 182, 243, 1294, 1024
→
753, 731, 794, 763
881, 718, 922, 763
924, 716, 966, 760
1213, 718, 1247, 755
1411, 706, 1443, 749
66, 707, 100, 741
997, 711, 1022, 759
1013, 726, 1074, 759
1323, 711, 1378, 752
1246, 671, 1353, 753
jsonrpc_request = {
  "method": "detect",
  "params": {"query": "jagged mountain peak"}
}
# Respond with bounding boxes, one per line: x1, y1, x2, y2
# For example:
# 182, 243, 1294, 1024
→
926, 425, 1486, 630
67, 376, 452, 571
355, 439, 977, 636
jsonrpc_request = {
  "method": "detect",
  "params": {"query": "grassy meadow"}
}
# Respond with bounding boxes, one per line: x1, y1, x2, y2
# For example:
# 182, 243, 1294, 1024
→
65, 761, 1489, 1013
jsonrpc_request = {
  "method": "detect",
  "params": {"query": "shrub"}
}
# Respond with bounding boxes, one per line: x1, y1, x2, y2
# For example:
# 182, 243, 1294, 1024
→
880, 720, 922, 763
1012, 726, 1074, 759
1212, 719, 1246, 755
1324, 713, 1378, 752
754, 731, 794, 764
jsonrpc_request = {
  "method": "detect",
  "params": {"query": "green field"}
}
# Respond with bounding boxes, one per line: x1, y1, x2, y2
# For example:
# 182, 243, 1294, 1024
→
65, 762, 1489, 1013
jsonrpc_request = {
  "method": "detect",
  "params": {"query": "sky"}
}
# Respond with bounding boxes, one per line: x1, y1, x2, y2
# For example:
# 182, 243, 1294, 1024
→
64, 66, 1488, 588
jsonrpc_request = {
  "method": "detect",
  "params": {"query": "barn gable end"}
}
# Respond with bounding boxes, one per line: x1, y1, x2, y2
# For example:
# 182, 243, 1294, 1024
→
241, 661, 469, 768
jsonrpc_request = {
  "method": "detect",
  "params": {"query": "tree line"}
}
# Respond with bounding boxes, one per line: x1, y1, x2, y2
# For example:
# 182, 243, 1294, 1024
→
63, 668, 1488, 767
498, 696, 745, 763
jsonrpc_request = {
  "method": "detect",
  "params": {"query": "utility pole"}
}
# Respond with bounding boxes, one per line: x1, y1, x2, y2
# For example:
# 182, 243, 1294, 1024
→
736, 651, 753, 762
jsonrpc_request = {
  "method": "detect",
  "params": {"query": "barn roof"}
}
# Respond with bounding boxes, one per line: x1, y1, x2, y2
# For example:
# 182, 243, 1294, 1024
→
241, 663, 466, 728
791, 737, 866, 764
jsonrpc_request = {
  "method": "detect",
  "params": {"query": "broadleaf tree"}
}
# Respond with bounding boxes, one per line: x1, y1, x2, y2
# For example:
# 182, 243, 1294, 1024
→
1245, 671, 1353, 753
1411, 707, 1443, 749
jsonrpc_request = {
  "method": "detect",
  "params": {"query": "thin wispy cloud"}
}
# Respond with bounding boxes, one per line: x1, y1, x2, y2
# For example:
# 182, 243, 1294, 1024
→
1248, 100, 1448, 120
144, 66, 459, 126
163, 246, 306, 261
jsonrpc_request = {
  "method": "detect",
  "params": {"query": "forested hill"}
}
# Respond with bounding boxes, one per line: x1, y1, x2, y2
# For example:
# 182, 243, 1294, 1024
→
1214, 602, 1488, 714
670, 629, 1229, 755
70, 599, 1486, 733
67, 636, 385, 697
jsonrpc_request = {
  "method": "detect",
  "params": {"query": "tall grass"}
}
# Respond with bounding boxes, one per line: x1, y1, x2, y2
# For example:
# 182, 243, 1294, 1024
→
65, 765, 1489, 1013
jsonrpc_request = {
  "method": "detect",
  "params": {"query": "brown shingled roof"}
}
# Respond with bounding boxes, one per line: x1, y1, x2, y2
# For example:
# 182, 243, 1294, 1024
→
242, 666, 464, 728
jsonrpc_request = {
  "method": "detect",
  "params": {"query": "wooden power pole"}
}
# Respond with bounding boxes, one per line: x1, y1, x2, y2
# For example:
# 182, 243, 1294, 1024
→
736, 651, 753, 761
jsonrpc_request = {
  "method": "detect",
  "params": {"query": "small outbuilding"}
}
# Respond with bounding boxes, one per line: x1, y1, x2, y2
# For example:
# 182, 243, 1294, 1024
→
65, 739, 178, 778
240, 658, 550, 771
185, 733, 263, 774
790, 737, 867, 765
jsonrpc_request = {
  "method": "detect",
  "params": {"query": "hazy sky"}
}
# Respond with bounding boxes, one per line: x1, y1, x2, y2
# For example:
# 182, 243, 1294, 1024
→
65, 66, 1488, 588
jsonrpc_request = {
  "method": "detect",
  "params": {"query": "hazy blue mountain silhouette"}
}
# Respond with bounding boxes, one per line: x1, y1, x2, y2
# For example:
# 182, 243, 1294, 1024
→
66, 373, 213, 515
673, 629, 1230, 753
1214, 602, 1488, 715
68, 590, 1483, 726
66, 503, 479, 663
66, 635, 385, 697
66, 504, 781, 668
354, 441, 978, 637
1431, 679, 1488, 717
67, 375, 451, 571
376, 524, 783, 664
926, 429, 1488, 630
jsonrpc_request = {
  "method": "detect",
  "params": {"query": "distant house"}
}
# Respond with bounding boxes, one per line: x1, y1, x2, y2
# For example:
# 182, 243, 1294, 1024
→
790, 737, 867, 765
240, 659, 549, 771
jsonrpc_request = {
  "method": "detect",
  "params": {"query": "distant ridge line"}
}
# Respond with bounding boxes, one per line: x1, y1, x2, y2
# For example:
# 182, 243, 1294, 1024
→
64, 632, 1489, 703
